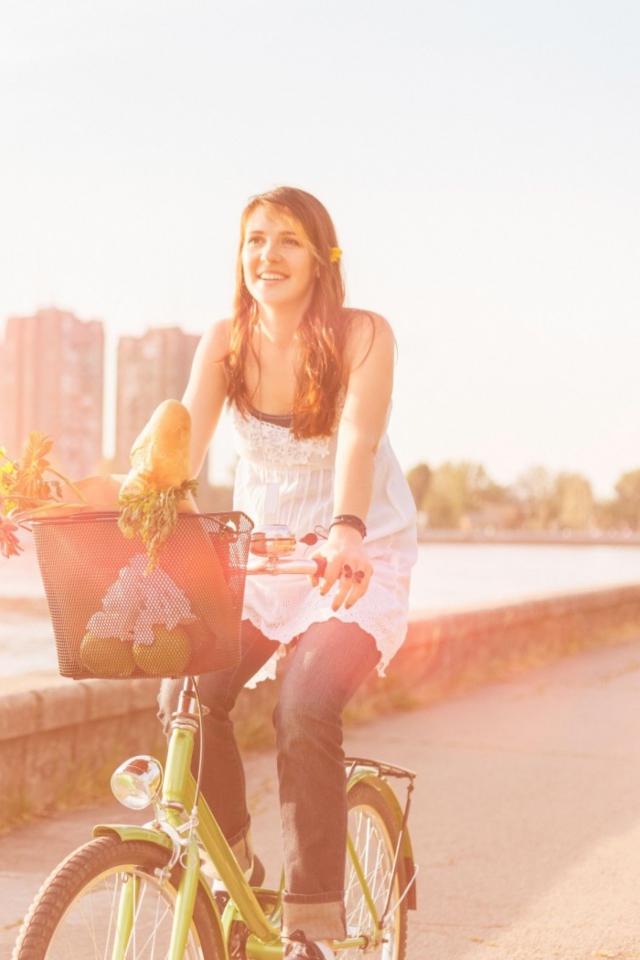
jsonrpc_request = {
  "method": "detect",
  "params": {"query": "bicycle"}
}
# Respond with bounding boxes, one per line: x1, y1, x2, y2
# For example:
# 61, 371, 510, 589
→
12, 513, 418, 960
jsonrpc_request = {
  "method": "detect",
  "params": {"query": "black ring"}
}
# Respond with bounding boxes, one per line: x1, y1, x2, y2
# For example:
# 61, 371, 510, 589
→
341, 564, 353, 579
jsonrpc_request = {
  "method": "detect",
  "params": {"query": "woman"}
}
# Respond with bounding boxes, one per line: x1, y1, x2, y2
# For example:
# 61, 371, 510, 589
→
159, 187, 417, 960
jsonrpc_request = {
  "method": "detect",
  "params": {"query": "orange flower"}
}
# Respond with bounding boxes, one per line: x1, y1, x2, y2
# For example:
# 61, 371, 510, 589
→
0, 433, 88, 554
13, 432, 61, 503
329, 246, 342, 263
0, 515, 22, 559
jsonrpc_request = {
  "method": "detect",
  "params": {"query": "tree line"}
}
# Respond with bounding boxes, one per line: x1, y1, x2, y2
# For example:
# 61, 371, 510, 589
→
406, 462, 640, 533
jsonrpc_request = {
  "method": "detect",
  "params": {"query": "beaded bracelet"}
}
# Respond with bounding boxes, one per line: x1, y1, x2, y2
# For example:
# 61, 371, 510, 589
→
329, 514, 367, 539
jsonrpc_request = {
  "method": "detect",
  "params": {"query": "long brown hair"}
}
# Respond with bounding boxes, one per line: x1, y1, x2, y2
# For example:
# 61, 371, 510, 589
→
225, 186, 352, 438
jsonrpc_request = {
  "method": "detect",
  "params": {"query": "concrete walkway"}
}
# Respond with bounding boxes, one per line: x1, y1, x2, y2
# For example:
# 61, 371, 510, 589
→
2, 637, 640, 959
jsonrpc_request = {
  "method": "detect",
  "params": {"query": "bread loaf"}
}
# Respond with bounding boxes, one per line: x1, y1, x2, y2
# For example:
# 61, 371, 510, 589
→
120, 399, 192, 498
117, 400, 201, 569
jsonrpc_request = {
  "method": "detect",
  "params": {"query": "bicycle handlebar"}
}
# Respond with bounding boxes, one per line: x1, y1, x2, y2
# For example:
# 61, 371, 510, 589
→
246, 556, 327, 577
245, 525, 328, 578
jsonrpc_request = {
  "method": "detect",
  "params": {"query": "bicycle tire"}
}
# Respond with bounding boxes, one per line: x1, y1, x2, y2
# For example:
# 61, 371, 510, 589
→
344, 781, 408, 960
12, 835, 223, 960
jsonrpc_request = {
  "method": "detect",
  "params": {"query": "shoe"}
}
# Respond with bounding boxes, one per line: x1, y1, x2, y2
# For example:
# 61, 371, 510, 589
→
283, 929, 335, 959
201, 852, 265, 888
209, 855, 266, 912
248, 855, 267, 887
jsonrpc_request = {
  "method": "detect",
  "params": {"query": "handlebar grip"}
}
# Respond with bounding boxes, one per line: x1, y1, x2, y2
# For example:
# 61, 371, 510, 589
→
314, 557, 327, 578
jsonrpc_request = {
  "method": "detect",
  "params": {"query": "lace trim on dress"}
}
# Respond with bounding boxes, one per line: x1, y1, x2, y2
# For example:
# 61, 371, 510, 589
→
243, 611, 406, 689
232, 407, 332, 467
241, 573, 410, 689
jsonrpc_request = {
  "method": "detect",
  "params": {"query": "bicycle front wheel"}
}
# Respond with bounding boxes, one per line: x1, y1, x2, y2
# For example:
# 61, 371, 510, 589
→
344, 781, 408, 960
12, 836, 222, 960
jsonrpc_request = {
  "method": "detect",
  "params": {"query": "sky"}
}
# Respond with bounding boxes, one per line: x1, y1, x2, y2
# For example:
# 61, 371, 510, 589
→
1, 1, 639, 496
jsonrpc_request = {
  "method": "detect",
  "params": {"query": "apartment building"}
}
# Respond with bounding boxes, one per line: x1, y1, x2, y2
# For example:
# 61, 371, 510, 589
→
0, 307, 104, 479
115, 326, 200, 471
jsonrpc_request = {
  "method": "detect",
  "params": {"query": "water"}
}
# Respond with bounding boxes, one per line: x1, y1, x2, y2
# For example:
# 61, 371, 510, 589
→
0, 534, 45, 600
409, 541, 640, 611
3, 535, 640, 678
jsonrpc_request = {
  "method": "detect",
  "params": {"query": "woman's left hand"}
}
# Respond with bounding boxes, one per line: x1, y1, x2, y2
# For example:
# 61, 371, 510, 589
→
310, 525, 372, 611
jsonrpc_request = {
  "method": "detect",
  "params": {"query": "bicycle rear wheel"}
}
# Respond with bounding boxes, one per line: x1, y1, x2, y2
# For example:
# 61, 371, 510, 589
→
344, 781, 408, 960
12, 836, 222, 960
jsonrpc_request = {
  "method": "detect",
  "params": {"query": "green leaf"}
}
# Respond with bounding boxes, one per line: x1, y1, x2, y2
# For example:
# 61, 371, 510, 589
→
118, 479, 198, 570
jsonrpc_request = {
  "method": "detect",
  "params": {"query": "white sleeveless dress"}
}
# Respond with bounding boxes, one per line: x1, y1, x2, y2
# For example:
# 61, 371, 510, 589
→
230, 404, 418, 687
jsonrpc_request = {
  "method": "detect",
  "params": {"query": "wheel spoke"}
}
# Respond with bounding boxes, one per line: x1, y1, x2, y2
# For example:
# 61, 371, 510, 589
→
342, 783, 407, 960
13, 838, 220, 960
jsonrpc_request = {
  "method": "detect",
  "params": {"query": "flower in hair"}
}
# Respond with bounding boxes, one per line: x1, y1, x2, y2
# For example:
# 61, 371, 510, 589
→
329, 246, 342, 263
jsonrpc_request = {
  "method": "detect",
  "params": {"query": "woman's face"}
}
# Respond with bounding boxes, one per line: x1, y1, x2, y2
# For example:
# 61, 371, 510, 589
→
242, 206, 318, 315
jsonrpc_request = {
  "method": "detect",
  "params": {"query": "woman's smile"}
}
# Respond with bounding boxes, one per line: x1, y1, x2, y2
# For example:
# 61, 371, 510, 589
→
257, 271, 289, 282
242, 207, 317, 313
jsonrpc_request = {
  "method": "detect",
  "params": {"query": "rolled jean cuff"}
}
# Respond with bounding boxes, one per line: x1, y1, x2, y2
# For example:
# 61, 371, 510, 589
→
282, 896, 346, 941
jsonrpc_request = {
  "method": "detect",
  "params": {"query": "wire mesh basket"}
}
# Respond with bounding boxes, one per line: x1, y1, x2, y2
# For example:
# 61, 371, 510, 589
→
31, 511, 253, 680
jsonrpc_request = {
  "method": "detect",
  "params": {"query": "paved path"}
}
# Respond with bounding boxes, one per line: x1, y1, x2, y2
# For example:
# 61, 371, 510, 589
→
2, 637, 640, 959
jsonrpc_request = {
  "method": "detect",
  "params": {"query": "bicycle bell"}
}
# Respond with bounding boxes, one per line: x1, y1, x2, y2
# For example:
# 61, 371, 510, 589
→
250, 523, 297, 558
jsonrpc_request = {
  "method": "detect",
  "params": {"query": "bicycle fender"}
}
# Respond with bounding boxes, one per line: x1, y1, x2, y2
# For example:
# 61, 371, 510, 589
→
346, 772, 418, 910
93, 823, 175, 850
92, 824, 230, 959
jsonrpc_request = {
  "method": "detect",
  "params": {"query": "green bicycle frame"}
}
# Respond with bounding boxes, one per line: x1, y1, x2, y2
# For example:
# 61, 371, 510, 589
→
94, 681, 416, 960
95, 679, 281, 960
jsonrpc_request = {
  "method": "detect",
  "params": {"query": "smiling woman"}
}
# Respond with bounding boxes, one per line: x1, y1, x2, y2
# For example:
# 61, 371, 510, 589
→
158, 185, 418, 960
226, 187, 349, 441
243, 213, 318, 314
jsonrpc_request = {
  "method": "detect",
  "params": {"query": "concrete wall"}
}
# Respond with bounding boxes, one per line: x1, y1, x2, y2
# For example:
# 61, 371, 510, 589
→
3, 583, 640, 831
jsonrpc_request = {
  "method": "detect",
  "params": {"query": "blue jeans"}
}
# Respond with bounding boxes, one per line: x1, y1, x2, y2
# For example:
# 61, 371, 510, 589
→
158, 617, 380, 940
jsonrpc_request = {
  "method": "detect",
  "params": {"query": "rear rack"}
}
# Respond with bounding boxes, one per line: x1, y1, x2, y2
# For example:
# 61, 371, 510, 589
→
345, 755, 418, 915
345, 756, 416, 783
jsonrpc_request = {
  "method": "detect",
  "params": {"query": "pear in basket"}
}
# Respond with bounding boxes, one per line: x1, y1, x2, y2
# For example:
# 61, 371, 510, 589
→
133, 624, 192, 676
80, 631, 136, 678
